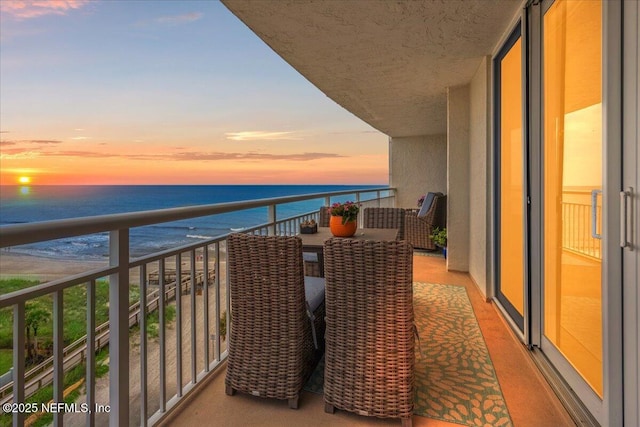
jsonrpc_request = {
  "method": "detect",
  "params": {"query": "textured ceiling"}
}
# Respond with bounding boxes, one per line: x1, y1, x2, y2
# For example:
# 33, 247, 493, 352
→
222, 0, 521, 138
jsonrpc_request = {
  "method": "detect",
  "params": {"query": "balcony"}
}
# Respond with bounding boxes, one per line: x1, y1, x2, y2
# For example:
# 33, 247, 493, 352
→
0, 188, 574, 426
160, 253, 575, 427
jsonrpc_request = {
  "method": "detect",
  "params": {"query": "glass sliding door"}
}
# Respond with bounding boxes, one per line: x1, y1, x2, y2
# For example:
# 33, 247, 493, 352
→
542, 0, 603, 401
495, 24, 525, 331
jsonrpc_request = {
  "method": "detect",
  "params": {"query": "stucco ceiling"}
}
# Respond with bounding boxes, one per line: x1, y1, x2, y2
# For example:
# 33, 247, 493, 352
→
222, 0, 521, 138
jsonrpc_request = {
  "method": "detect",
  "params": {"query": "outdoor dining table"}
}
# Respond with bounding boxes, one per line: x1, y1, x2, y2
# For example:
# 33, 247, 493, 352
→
298, 227, 399, 277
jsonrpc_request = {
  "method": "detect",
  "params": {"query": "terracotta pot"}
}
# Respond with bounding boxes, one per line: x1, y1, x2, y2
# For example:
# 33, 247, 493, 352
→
329, 215, 357, 237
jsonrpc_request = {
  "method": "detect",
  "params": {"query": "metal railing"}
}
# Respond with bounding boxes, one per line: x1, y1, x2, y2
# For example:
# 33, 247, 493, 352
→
0, 187, 395, 426
0, 271, 212, 406
561, 190, 602, 260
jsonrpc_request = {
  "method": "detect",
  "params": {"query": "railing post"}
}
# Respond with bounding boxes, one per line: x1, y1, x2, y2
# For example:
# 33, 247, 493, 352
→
86, 280, 96, 427
52, 290, 63, 427
267, 205, 276, 236
324, 196, 331, 207
109, 229, 129, 427
13, 302, 25, 427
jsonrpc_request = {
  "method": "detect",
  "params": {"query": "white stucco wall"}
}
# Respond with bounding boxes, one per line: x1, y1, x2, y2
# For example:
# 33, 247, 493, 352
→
468, 57, 491, 297
389, 135, 447, 208
447, 85, 471, 272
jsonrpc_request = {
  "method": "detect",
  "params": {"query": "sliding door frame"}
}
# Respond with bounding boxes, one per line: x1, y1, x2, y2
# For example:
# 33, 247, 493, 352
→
493, 20, 527, 335
528, 0, 624, 425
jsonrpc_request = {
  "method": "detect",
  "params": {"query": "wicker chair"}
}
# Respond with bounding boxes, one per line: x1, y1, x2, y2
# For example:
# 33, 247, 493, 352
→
303, 206, 331, 277
225, 233, 325, 409
404, 193, 447, 250
362, 207, 406, 240
323, 238, 414, 427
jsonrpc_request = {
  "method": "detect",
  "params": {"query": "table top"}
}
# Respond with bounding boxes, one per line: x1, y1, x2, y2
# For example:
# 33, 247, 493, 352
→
298, 227, 399, 249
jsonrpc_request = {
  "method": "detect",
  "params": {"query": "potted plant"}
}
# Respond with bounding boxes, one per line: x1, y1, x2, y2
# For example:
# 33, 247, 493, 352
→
328, 201, 360, 237
430, 227, 447, 258
300, 218, 318, 234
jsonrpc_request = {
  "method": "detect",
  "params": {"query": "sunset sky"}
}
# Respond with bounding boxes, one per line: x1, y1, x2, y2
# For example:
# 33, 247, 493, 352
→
0, 0, 388, 186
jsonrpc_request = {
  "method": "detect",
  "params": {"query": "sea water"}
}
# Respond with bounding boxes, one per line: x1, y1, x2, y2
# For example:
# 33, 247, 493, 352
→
0, 185, 379, 259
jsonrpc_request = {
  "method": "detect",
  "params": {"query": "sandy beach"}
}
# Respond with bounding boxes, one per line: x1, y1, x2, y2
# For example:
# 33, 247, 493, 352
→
0, 252, 109, 283
0, 251, 225, 284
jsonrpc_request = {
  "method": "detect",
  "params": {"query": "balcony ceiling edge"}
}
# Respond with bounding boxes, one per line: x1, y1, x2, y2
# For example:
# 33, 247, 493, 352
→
221, 0, 521, 138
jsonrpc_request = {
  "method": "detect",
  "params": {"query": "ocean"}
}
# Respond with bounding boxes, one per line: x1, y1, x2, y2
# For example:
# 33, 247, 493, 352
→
0, 185, 380, 260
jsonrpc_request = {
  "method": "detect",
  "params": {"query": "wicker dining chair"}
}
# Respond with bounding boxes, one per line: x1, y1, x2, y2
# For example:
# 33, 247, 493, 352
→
303, 206, 331, 276
362, 207, 406, 240
323, 238, 414, 427
225, 233, 325, 409
404, 193, 447, 250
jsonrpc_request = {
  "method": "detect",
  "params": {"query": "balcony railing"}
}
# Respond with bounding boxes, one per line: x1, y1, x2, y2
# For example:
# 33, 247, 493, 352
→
561, 189, 602, 260
0, 187, 395, 427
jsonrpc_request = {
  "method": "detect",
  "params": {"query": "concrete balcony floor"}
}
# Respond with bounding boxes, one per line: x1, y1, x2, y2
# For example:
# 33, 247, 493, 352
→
160, 254, 576, 427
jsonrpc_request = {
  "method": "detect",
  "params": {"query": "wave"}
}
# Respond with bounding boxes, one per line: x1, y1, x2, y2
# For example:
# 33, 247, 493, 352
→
186, 234, 214, 240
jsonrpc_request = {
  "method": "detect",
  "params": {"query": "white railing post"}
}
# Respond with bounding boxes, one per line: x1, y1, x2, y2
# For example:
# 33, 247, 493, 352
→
324, 196, 331, 207
267, 205, 276, 236
139, 267, 148, 427
12, 302, 25, 427
109, 229, 129, 427
52, 290, 64, 426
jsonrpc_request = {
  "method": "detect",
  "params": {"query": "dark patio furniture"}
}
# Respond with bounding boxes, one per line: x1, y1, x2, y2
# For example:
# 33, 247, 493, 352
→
405, 193, 447, 250
323, 238, 414, 426
225, 233, 325, 409
362, 207, 406, 240
303, 206, 331, 276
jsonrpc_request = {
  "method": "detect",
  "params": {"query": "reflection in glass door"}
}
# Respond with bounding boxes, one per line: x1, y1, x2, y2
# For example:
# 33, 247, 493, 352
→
543, 0, 603, 398
495, 25, 525, 331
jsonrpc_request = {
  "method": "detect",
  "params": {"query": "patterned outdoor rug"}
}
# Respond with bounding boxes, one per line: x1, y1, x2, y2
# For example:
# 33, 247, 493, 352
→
304, 282, 512, 427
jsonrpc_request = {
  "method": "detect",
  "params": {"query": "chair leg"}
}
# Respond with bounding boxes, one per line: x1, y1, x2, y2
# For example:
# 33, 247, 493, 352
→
225, 385, 235, 396
401, 417, 412, 427
324, 402, 335, 414
288, 396, 299, 409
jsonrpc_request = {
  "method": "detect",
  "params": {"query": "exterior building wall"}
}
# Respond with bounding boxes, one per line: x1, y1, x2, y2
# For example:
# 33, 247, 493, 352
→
469, 56, 491, 297
447, 84, 471, 272
389, 135, 447, 209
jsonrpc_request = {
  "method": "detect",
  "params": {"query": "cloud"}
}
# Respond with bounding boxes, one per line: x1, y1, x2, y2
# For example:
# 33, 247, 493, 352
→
0, 139, 62, 145
169, 151, 344, 162
71, 136, 90, 140
225, 131, 302, 141
0, 146, 346, 162
30, 139, 63, 144
0, 139, 63, 145
0, 1, 90, 19
329, 130, 380, 135
155, 12, 203, 26
0, 149, 40, 159
0, 139, 62, 157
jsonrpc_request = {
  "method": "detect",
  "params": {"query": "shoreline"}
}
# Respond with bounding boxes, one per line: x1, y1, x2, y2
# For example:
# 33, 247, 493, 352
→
0, 252, 109, 282
0, 251, 225, 285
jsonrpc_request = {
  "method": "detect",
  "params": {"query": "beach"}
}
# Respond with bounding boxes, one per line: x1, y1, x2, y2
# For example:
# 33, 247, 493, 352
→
0, 251, 225, 284
0, 252, 109, 283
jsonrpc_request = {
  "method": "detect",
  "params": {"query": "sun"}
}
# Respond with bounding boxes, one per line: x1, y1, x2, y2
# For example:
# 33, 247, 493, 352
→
18, 176, 31, 184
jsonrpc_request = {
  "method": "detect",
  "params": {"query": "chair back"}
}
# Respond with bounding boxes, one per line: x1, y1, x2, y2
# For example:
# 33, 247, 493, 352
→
322, 238, 414, 421
422, 193, 446, 227
318, 206, 331, 227
362, 207, 406, 239
226, 233, 314, 403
